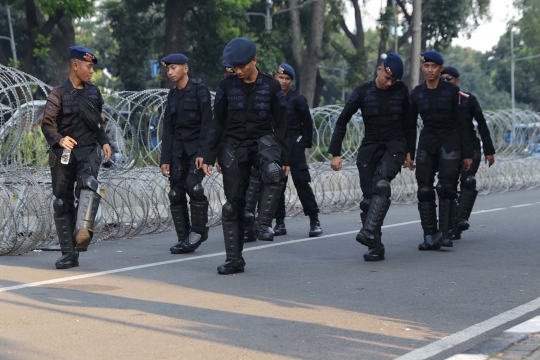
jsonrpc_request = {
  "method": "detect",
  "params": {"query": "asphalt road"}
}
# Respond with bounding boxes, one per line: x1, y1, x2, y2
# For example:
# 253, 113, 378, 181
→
1, 188, 540, 359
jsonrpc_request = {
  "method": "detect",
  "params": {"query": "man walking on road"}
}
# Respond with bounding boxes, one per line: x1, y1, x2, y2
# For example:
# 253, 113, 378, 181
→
409, 51, 473, 251
160, 54, 213, 254
441, 66, 496, 240
329, 53, 415, 261
40, 46, 111, 269
202, 37, 290, 274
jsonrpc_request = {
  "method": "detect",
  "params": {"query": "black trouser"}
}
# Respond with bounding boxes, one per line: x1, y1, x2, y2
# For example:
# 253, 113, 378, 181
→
415, 147, 461, 200
49, 145, 102, 202
275, 135, 318, 220
357, 144, 405, 203
169, 153, 206, 206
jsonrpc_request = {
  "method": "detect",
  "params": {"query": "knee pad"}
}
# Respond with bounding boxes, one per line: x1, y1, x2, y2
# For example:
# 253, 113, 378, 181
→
435, 181, 456, 199
53, 198, 72, 215
373, 179, 391, 198
417, 185, 435, 202
261, 161, 283, 184
80, 176, 98, 192
360, 198, 371, 213
222, 202, 238, 221
462, 175, 476, 190
168, 187, 184, 205
188, 183, 205, 200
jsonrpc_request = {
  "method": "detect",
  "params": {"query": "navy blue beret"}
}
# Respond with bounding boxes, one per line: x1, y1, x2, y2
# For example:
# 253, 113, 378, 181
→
420, 50, 444, 65
441, 66, 460, 78
277, 63, 295, 80
223, 37, 257, 66
161, 53, 188, 66
222, 60, 234, 73
383, 52, 404, 80
69, 46, 98, 64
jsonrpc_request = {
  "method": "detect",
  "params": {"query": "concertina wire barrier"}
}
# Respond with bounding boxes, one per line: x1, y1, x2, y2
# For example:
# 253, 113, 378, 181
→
1, 64, 540, 255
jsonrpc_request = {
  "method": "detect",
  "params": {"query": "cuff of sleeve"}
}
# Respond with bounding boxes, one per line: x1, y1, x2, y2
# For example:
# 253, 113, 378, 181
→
203, 155, 216, 165
53, 134, 63, 145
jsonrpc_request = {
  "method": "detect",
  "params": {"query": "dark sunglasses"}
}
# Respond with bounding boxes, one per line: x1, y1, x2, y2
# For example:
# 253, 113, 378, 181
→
441, 75, 454, 82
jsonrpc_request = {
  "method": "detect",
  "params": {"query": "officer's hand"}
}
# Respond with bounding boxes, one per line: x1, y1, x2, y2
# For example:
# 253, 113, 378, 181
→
463, 158, 472, 171
403, 153, 416, 170
330, 156, 342, 171
102, 144, 112, 163
216, 163, 223, 174
161, 164, 171, 178
195, 157, 203, 169
485, 155, 495, 167
59, 136, 77, 150
202, 164, 213, 177
282, 165, 290, 177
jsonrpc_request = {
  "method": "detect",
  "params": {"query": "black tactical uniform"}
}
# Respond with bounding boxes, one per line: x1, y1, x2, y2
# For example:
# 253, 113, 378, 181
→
204, 70, 290, 274
452, 91, 495, 237
329, 77, 414, 261
410, 81, 473, 250
161, 78, 213, 253
41, 78, 109, 268
273, 88, 322, 236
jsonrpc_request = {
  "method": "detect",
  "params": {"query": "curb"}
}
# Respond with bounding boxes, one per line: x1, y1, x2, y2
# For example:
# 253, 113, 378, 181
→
446, 316, 540, 359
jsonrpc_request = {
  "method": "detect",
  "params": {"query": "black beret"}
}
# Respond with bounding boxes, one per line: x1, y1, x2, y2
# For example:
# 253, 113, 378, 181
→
383, 52, 404, 80
277, 63, 295, 80
160, 53, 189, 66
441, 66, 460, 78
69, 46, 98, 64
420, 50, 444, 65
223, 37, 257, 66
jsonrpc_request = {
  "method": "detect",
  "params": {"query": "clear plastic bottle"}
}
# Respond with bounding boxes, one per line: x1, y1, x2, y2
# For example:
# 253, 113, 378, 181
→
60, 148, 71, 165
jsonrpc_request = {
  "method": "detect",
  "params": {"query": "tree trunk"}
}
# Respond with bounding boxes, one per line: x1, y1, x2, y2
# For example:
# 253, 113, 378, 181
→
161, 0, 191, 88
313, 69, 325, 108
409, 0, 422, 90
289, 0, 326, 107
49, 17, 75, 85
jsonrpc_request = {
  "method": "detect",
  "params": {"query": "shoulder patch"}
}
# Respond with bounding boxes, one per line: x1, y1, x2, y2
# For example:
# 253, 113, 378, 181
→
215, 87, 224, 104
347, 90, 360, 104
197, 87, 209, 103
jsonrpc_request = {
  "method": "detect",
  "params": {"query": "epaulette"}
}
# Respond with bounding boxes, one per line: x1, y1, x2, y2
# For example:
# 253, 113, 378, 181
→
458, 91, 470, 98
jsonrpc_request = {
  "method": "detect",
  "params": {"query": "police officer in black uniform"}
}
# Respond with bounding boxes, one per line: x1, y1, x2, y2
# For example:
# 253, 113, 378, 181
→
160, 54, 213, 254
409, 51, 473, 251
40, 46, 111, 269
272, 63, 322, 237
329, 53, 415, 261
441, 66, 496, 239
202, 37, 290, 275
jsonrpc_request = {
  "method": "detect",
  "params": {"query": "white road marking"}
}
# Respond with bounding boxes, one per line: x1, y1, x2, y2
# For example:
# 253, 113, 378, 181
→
396, 297, 540, 360
511, 204, 534, 208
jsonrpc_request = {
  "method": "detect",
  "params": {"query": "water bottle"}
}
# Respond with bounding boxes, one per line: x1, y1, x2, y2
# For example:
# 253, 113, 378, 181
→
60, 148, 71, 165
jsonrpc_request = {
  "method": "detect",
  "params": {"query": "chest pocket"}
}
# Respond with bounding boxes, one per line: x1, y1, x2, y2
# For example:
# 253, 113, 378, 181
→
436, 101, 452, 117
183, 99, 199, 121
417, 99, 430, 113
228, 99, 246, 112
363, 101, 380, 116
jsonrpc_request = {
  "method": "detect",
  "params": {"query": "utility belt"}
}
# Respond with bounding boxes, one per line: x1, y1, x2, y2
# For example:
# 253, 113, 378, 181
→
52, 136, 97, 150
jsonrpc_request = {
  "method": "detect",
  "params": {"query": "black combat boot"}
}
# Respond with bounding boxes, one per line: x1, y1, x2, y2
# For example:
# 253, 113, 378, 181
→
456, 187, 478, 231
243, 171, 261, 242
170, 202, 195, 254
217, 219, 246, 275
54, 212, 79, 269
73, 190, 101, 252
418, 201, 441, 250
449, 199, 461, 240
255, 182, 284, 241
308, 213, 323, 237
431, 199, 454, 248
273, 219, 287, 236
356, 194, 390, 261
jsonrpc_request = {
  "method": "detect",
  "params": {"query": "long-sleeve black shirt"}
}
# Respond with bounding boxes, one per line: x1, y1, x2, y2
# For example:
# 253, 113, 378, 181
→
409, 80, 473, 160
40, 79, 109, 161
285, 89, 313, 148
203, 71, 290, 166
328, 80, 414, 157
458, 91, 495, 156
160, 79, 213, 165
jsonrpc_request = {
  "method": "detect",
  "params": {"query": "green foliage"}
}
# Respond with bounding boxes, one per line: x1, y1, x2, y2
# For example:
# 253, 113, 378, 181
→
32, 34, 51, 59
36, 0, 94, 17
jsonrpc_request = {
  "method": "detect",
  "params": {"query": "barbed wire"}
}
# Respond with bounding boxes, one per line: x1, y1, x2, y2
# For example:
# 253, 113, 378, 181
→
1, 64, 540, 255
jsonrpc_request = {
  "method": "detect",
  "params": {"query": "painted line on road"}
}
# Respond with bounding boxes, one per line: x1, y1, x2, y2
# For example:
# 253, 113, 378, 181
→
0, 203, 524, 294
511, 203, 534, 208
